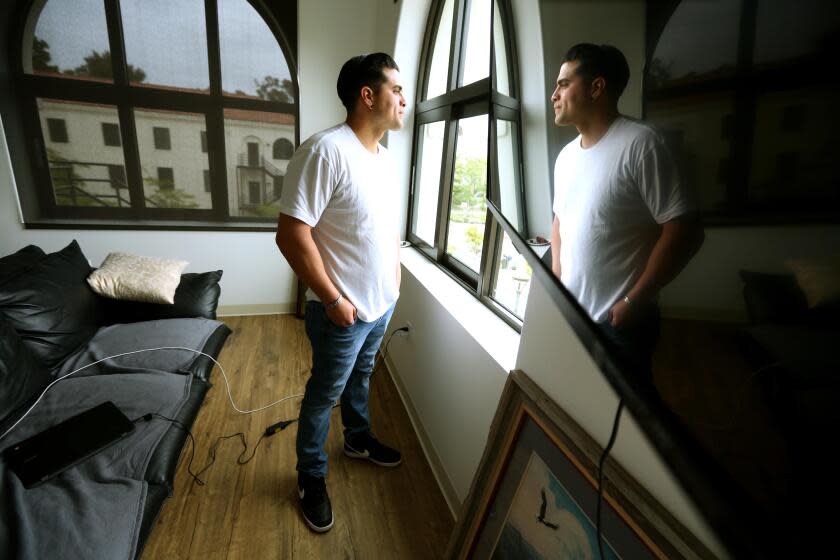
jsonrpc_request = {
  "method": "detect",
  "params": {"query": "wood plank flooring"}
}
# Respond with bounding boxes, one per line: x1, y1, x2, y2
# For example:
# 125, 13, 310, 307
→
140, 315, 454, 559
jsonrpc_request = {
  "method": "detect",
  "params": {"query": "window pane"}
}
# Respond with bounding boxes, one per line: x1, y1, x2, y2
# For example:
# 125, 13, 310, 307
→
219, 0, 295, 102
446, 114, 488, 272
224, 108, 296, 217
646, 94, 734, 212
492, 0, 510, 96
649, 0, 740, 90
29, 0, 112, 82
120, 0, 209, 90
461, 0, 490, 87
749, 88, 838, 205
37, 99, 129, 208
134, 108, 212, 209
496, 119, 521, 232
411, 121, 446, 246
491, 231, 532, 319
102, 122, 121, 147
425, 0, 455, 99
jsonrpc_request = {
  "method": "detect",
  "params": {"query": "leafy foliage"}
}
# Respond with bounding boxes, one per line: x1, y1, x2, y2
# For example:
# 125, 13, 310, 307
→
255, 75, 295, 103
68, 50, 147, 82
147, 187, 199, 209
452, 157, 487, 209
32, 37, 58, 73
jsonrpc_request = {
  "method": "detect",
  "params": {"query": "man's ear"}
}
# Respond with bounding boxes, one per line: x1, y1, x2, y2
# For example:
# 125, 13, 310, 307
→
360, 85, 375, 109
590, 76, 606, 101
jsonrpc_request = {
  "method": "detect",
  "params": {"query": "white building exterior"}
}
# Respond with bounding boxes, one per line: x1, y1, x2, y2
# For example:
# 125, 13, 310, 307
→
37, 98, 295, 217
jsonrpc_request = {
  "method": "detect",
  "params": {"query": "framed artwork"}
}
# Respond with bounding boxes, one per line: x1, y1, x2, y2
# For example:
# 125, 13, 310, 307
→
445, 370, 717, 559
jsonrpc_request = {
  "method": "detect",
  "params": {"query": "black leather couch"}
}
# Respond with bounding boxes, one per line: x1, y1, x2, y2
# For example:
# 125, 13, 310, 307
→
0, 240, 231, 559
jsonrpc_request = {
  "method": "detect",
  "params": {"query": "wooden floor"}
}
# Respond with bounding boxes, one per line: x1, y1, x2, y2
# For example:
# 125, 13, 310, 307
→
141, 315, 454, 559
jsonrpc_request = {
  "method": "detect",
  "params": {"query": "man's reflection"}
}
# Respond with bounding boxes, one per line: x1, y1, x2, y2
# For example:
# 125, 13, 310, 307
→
549, 43, 704, 382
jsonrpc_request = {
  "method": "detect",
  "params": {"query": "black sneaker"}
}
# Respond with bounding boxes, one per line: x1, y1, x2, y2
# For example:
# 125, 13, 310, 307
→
298, 472, 334, 532
344, 432, 402, 467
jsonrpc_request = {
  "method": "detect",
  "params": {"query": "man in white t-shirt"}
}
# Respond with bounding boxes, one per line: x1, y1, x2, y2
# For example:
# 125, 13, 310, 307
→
275, 53, 406, 533
550, 43, 704, 383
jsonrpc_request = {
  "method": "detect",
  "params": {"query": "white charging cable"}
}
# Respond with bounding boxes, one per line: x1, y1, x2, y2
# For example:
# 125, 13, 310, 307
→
0, 346, 303, 442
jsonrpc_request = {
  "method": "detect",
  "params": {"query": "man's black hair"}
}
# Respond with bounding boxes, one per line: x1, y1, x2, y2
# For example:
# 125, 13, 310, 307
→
336, 53, 400, 112
561, 43, 630, 100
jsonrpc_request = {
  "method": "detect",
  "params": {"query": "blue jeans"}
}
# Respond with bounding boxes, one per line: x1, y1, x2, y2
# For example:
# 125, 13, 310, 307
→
296, 300, 396, 477
597, 304, 660, 386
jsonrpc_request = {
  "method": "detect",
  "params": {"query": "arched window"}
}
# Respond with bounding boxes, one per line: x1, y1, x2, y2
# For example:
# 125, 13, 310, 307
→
10, 0, 297, 226
408, 0, 526, 324
273, 138, 294, 160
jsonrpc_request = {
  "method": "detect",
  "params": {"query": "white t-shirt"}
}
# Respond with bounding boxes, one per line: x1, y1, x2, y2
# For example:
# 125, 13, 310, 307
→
278, 123, 399, 322
552, 116, 694, 322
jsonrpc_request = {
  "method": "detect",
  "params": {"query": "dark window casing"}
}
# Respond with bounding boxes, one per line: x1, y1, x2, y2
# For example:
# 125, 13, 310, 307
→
204, 169, 211, 192
201, 130, 208, 153
273, 138, 293, 159
153, 127, 171, 150
108, 164, 127, 189
157, 167, 175, 190
247, 142, 259, 166
273, 175, 283, 199
780, 105, 805, 133
47, 118, 68, 143
248, 181, 261, 204
102, 122, 121, 147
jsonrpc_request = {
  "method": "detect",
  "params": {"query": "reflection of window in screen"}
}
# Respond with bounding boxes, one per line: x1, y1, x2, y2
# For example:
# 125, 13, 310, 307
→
645, 0, 840, 220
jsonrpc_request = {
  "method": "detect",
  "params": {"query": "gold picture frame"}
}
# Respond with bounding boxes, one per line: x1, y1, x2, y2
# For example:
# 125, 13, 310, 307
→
445, 370, 717, 559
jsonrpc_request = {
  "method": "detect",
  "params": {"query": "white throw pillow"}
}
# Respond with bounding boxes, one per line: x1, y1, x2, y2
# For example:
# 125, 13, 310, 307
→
87, 252, 188, 304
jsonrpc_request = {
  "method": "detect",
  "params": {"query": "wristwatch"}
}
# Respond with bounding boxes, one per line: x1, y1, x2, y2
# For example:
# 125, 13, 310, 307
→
325, 293, 343, 310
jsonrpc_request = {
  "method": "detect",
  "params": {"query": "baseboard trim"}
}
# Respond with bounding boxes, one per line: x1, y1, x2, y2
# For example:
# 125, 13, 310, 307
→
217, 303, 295, 317
383, 353, 460, 521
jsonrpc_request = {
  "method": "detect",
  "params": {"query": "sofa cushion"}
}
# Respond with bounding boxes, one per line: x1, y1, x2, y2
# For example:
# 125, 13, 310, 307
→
55, 318, 228, 379
740, 270, 808, 325
0, 319, 51, 429
786, 255, 840, 309
87, 252, 188, 304
0, 240, 102, 370
100, 270, 223, 325
0, 245, 46, 283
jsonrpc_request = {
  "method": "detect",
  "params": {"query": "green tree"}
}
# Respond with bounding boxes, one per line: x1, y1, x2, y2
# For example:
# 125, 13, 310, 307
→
465, 225, 483, 254
67, 50, 146, 83
144, 175, 198, 209
32, 37, 59, 73
452, 157, 487, 209
255, 75, 295, 103
47, 148, 116, 207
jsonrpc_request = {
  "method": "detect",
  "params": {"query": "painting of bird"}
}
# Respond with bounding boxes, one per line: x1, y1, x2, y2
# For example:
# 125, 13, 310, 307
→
536, 488, 559, 530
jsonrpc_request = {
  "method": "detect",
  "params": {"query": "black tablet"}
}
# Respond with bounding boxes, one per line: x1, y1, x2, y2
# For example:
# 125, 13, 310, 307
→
2, 401, 135, 488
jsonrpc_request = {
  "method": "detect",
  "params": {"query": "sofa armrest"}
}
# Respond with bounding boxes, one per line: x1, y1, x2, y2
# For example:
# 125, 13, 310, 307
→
99, 271, 223, 325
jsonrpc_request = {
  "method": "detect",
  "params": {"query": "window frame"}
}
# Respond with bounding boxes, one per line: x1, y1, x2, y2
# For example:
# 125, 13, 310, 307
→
407, 0, 526, 329
7, 0, 299, 229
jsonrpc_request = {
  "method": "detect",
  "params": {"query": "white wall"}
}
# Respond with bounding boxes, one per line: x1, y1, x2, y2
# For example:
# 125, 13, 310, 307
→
660, 225, 840, 321
0, 0, 384, 313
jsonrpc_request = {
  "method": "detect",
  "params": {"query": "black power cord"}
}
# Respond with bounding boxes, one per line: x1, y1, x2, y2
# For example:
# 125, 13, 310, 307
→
133, 413, 272, 486
595, 399, 624, 559
128, 325, 410, 486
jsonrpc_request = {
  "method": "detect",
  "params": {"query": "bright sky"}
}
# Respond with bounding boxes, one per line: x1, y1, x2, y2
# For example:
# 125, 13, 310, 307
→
34, 0, 292, 95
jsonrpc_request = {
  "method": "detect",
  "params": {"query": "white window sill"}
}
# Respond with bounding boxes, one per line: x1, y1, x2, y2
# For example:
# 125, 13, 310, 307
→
400, 247, 519, 372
